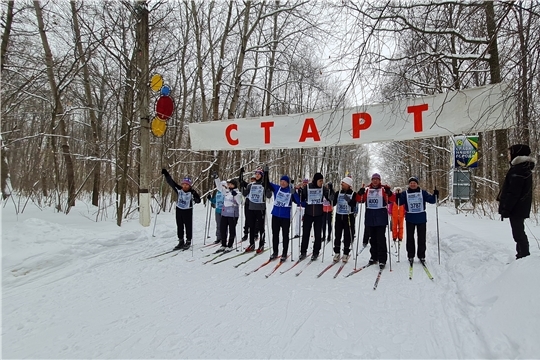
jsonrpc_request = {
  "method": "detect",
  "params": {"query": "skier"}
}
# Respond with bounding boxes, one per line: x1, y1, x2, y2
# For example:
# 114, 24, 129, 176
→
397, 177, 438, 265
299, 173, 331, 261
332, 176, 357, 263
390, 187, 405, 244
269, 175, 301, 261
497, 144, 535, 260
353, 173, 394, 269
241, 168, 272, 252
161, 169, 201, 250
241, 174, 257, 242
322, 182, 334, 243
215, 178, 243, 252
209, 180, 227, 244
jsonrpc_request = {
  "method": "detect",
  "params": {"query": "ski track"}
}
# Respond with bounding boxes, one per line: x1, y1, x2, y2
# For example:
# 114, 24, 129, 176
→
3, 204, 540, 358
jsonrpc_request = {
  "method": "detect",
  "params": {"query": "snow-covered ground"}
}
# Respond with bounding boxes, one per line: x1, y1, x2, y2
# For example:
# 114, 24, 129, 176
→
2, 198, 539, 359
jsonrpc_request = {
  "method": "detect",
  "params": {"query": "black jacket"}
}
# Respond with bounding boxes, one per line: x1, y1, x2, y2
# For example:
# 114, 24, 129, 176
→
498, 155, 536, 219
301, 182, 330, 217
164, 173, 201, 207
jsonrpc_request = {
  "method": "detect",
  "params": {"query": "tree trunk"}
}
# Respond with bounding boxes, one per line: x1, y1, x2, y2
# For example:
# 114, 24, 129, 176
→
485, 1, 508, 190
34, 0, 76, 210
70, 1, 101, 207
136, 0, 151, 227
0, 0, 14, 72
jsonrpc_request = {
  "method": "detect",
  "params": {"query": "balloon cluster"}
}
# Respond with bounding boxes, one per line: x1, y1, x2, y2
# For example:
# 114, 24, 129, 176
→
150, 73, 175, 137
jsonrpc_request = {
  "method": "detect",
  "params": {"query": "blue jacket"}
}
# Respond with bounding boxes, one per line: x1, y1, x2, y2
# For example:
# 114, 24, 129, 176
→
210, 191, 224, 215
270, 182, 300, 219
398, 188, 436, 224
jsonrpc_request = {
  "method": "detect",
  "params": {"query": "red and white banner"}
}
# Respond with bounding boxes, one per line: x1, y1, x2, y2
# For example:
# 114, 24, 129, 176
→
189, 83, 511, 151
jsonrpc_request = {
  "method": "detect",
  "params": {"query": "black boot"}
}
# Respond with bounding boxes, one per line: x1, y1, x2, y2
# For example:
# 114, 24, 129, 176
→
182, 240, 191, 250
174, 240, 185, 250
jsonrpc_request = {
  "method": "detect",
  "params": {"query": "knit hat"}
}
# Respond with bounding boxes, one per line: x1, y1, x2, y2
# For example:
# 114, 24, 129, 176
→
312, 173, 324, 183
227, 178, 238, 188
280, 175, 290, 184
254, 169, 264, 177
181, 177, 192, 186
509, 144, 531, 160
371, 173, 381, 180
303, 178, 309, 184
341, 176, 353, 187
408, 177, 419, 184
220, 180, 227, 188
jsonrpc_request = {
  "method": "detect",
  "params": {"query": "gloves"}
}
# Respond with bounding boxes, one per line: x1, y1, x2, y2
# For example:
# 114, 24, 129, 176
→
212, 171, 218, 179
161, 168, 169, 176
207, 194, 211, 201
231, 190, 237, 196
433, 189, 440, 197
240, 167, 245, 173
263, 165, 269, 172
327, 182, 333, 191
357, 188, 366, 196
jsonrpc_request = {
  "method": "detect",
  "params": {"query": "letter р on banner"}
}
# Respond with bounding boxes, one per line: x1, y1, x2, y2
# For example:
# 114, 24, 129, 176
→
188, 83, 512, 151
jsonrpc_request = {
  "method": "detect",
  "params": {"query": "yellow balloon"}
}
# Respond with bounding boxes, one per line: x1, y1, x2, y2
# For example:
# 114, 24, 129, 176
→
150, 74, 164, 92
151, 117, 167, 137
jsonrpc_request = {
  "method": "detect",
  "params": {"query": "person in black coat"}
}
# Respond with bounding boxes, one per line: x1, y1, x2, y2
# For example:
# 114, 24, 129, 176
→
497, 144, 536, 259
299, 172, 331, 261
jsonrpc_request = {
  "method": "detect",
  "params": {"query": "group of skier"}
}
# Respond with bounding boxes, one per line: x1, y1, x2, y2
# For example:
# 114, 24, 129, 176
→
160, 142, 535, 267
162, 166, 443, 269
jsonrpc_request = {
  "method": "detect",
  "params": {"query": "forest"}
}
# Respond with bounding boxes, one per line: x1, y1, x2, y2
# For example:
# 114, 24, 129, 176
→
1, 1, 538, 225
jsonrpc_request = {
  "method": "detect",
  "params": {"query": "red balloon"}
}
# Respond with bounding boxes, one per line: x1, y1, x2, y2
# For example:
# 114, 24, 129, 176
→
155, 96, 174, 120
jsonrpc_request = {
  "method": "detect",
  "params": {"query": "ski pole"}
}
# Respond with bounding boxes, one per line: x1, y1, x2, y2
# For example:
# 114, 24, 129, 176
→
354, 201, 363, 269
298, 187, 303, 256
290, 179, 295, 261
152, 175, 165, 237
347, 210, 354, 260
192, 204, 194, 257
203, 196, 211, 245
387, 214, 392, 272
435, 188, 440, 265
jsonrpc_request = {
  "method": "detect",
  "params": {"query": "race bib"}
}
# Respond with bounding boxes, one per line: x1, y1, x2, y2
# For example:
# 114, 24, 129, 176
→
406, 191, 425, 213
248, 184, 264, 203
366, 188, 384, 209
177, 190, 192, 209
336, 193, 350, 214
274, 189, 291, 207
307, 187, 323, 205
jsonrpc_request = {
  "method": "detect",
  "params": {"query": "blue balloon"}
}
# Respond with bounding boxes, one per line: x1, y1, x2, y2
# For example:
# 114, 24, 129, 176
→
161, 85, 171, 96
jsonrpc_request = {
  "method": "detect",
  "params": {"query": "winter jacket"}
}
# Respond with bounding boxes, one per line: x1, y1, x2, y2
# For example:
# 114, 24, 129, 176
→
164, 173, 201, 209
269, 182, 300, 219
354, 184, 394, 227
498, 155, 536, 219
210, 191, 224, 215
215, 178, 243, 218
398, 188, 436, 224
301, 182, 330, 217
332, 188, 356, 214
390, 194, 405, 221
242, 179, 272, 211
